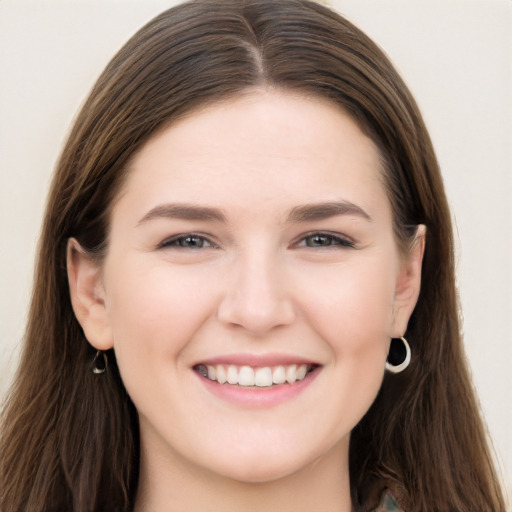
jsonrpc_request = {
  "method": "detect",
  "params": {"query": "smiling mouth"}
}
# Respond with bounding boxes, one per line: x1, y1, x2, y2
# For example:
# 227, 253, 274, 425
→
194, 363, 317, 388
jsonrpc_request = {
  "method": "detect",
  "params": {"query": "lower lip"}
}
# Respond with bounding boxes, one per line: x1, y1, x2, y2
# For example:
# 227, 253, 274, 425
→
195, 369, 320, 408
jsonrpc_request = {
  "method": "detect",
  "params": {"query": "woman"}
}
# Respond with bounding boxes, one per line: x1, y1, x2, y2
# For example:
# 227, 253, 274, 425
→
0, 1, 506, 511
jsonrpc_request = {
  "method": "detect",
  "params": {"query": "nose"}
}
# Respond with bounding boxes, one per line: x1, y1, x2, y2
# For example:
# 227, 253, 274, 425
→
217, 252, 296, 335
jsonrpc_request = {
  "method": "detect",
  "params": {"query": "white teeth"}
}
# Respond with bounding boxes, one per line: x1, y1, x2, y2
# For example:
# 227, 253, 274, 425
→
199, 363, 314, 387
227, 365, 238, 384
272, 365, 286, 384
286, 364, 297, 384
216, 365, 227, 384
238, 366, 255, 386
207, 365, 216, 380
296, 364, 308, 380
254, 367, 273, 387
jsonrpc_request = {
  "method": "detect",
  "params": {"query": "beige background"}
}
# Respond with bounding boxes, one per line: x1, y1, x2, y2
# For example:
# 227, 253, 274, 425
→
1, 0, 511, 500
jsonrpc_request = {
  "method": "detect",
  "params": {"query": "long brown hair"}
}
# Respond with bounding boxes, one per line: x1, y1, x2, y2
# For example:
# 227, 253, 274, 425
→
0, 1, 505, 511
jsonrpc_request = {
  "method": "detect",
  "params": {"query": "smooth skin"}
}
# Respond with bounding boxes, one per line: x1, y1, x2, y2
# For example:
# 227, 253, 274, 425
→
68, 89, 425, 512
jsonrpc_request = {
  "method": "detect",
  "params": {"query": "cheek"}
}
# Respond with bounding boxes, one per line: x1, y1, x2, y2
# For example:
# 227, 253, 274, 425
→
297, 258, 395, 361
299, 261, 395, 435
103, 257, 218, 372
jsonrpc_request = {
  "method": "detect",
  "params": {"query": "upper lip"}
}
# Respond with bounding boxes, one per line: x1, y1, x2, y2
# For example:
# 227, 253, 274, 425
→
194, 353, 320, 367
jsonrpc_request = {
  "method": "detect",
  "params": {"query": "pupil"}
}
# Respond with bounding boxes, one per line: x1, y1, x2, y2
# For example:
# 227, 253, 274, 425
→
181, 236, 202, 247
309, 235, 330, 246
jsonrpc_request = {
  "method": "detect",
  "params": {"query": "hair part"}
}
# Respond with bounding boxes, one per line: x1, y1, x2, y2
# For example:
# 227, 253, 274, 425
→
0, 1, 505, 511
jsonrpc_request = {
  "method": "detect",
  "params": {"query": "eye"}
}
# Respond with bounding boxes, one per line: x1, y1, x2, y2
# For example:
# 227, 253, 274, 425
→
159, 234, 217, 250
297, 232, 355, 249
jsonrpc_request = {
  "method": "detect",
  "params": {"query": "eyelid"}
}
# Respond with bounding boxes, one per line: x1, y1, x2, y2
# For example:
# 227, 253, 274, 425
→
157, 232, 220, 249
156, 231, 355, 251
292, 230, 356, 249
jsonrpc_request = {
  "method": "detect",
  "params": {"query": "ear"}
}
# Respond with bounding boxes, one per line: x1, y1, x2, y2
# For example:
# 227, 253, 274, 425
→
66, 238, 114, 351
390, 225, 426, 337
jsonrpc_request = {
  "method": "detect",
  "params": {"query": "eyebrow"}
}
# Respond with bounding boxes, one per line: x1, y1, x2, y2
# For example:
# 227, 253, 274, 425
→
287, 201, 372, 223
137, 203, 227, 225
137, 200, 372, 226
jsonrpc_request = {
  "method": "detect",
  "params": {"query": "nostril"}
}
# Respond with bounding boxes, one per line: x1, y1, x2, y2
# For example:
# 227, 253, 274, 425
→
217, 302, 296, 335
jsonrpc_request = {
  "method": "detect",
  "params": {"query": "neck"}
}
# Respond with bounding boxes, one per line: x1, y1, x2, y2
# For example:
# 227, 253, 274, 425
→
134, 440, 353, 512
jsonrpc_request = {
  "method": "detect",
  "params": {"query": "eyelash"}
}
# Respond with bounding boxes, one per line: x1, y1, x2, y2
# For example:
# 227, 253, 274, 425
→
294, 231, 355, 249
158, 233, 219, 250
158, 231, 354, 250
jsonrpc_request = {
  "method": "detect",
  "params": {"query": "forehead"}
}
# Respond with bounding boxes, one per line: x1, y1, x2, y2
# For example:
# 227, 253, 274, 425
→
118, 89, 389, 222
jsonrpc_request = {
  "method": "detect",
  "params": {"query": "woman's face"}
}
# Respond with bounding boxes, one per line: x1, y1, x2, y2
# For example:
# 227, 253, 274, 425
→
70, 90, 422, 483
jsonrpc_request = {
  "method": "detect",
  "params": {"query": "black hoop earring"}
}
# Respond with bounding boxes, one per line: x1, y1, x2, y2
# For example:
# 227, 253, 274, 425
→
385, 337, 411, 374
92, 351, 108, 375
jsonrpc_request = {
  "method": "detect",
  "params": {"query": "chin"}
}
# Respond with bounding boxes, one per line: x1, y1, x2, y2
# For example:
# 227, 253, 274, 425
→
199, 442, 326, 485
215, 460, 304, 484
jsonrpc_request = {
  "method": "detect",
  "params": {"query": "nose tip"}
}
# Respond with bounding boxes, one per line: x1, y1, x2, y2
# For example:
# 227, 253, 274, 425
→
216, 263, 296, 335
